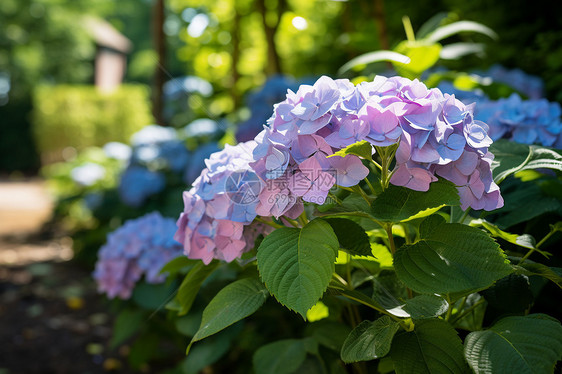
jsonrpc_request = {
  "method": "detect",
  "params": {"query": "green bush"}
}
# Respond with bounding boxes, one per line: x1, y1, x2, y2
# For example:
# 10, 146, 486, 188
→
32, 84, 153, 162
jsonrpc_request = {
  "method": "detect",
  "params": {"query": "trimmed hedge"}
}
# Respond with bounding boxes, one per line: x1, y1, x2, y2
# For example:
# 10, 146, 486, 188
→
32, 84, 153, 162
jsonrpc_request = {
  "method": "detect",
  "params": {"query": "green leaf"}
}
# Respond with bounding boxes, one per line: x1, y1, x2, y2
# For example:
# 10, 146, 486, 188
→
340, 316, 400, 363
177, 261, 219, 315
257, 219, 339, 317
307, 321, 352, 352
159, 256, 195, 275
403, 295, 448, 319
394, 223, 513, 295
328, 287, 409, 318
515, 262, 562, 289
451, 293, 486, 331
253, 339, 307, 374
416, 12, 449, 39
338, 51, 411, 75
187, 278, 268, 354
390, 318, 469, 373
110, 309, 145, 349
490, 140, 562, 184
327, 140, 373, 160
371, 179, 460, 223
323, 218, 372, 257
181, 323, 243, 374
494, 182, 561, 228
425, 20, 498, 43
480, 274, 533, 315
439, 42, 485, 59
471, 219, 536, 249
465, 314, 562, 374
132, 281, 176, 310
419, 214, 446, 239
393, 41, 442, 79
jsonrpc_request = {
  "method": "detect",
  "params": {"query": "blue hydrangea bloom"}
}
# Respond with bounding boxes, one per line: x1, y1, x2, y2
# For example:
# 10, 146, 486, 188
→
118, 166, 166, 207
93, 212, 183, 299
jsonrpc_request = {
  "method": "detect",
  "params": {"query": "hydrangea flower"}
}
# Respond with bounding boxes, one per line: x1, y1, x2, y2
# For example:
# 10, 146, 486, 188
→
118, 166, 166, 207
178, 75, 506, 265
236, 75, 311, 142
474, 93, 562, 147
254, 75, 503, 212
175, 141, 265, 264
93, 212, 183, 299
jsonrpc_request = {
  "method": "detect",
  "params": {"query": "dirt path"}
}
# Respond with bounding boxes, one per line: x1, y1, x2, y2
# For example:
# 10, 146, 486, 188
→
0, 179, 124, 374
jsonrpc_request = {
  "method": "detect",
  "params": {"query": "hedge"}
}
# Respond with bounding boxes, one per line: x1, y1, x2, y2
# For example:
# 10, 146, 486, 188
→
32, 84, 153, 163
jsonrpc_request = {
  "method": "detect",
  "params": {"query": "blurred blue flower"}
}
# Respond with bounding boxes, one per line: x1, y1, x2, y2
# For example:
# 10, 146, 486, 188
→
236, 75, 302, 142
118, 166, 166, 207
474, 93, 562, 147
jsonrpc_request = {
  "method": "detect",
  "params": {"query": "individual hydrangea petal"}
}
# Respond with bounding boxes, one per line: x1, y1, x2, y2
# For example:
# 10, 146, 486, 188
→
329, 155, 370, 188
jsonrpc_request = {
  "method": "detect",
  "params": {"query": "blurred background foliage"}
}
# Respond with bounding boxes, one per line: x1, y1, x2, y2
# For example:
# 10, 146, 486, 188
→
1, 0, 561, 173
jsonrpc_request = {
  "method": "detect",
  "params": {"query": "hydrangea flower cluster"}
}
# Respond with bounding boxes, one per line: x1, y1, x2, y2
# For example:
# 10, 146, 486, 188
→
93, 212, 183, 299
175, 141, 265, 264
176, 75, 504, 264
253, 75, 502, 212
474, 93, 562, 148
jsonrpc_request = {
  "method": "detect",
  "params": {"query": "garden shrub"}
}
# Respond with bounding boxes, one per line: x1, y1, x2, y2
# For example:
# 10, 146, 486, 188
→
32, 84, 153, 163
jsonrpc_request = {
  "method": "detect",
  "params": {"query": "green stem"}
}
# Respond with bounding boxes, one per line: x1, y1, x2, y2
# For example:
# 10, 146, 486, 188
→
370, 159, 383, 171
384, 224, 396, 255
450, 299, 486, 325
445, 296, 453, 321
298, 210, 309, 226
458, 208, 472, 224
255, 217, 283, 229
328, 192, 343, 205
518, 228, 557, 265
402, 15, 416, 42
353, 185, 372, 206
283, 217, 300, 228
364, 177, 377, 196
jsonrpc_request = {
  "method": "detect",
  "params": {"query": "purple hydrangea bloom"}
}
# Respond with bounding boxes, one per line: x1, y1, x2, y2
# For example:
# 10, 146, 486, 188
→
93, 212, 183, 299
175, 141, 265, 264
252, 75, 503, 211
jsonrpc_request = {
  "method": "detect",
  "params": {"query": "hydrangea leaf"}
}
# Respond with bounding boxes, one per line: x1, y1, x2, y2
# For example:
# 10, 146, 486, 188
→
257, 219, 339, 318
419, 214, 446, 239
327, 140, 373, 160
177, 261, 220, 316
253, 339, 307, 374
490, 140, 562, 184
394, 223, 513, 295
371, 179, 459, 223
515, 261, 562, 289
402, 295, 449, 320
338, 51, 411, 75
465, 314, 562, 374
340, 316, 400, 363
393, 41, 442, 79
390, 318, 470, 373
323, 218, 372, 257
425, 20, 498, 43
186, 278, 268, 354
